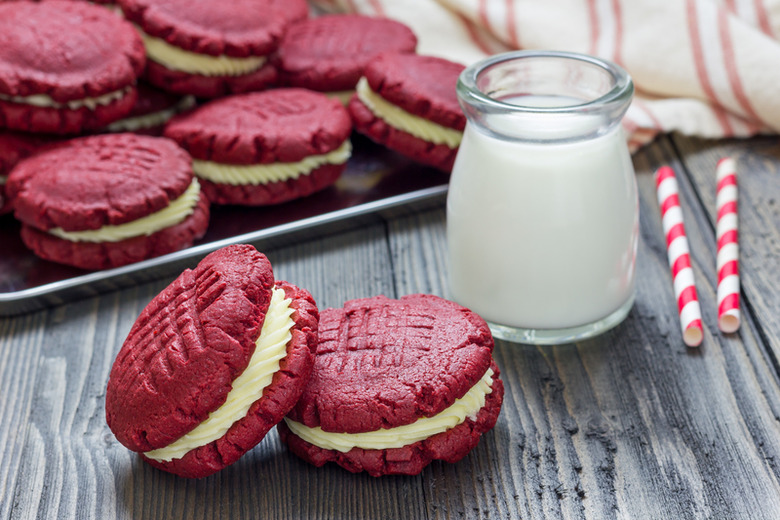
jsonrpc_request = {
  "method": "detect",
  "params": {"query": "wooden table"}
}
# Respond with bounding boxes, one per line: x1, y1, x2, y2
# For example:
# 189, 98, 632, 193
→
1, 133, 779, 519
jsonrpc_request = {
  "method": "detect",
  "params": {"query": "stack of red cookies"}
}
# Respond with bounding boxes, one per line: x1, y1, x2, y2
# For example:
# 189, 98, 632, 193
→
106, 244, 504, 478
0, 0, 204, 269
0, 0, 467, 271
0, 1, 501, 479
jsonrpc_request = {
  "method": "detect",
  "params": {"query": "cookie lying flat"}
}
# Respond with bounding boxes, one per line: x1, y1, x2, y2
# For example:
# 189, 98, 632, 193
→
275, 15, 417, 104
119, 0, 308, 98
0, 0, 145, 134
6, 134, 209, 270
164, 89, 352, 206
106, 244, 318, 478
278, 294, 504, 477
348, 52, 466, 172
102, 82, 196, 135
0, 131, 47, 215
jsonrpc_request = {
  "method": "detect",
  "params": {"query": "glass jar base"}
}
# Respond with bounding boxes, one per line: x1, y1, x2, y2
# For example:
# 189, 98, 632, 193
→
486, 294, 635, 345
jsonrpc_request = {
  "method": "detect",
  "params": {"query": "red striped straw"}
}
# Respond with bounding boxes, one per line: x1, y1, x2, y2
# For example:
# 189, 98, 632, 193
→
655, 166, 704, 347
716, 157, 740, 333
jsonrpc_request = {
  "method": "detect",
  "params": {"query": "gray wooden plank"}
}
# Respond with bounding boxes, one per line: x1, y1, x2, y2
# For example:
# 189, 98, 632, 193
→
0, 312, 47, 520
267, 225, 398, 309
384, 136, 780, 519
387, 209, 450, 298
6, 286, 168, 520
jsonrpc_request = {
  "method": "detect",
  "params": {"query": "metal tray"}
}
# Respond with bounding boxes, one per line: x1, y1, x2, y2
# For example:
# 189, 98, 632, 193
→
0, 135, 449, 316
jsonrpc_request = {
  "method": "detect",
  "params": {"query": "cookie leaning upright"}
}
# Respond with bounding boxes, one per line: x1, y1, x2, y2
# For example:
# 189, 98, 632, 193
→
6, 133, 209, 270
348, 52, 466, 172
118, 0, 308, 98
279, 294, 504, 477
275, 14, 417, 103
164, 89, 352, 206
106, 244, 318, 478
0, 0, 145, 134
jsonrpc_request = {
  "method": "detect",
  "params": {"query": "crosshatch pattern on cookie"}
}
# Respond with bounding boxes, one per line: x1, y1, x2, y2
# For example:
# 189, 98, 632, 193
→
316, 305, 438, 374
107, 247, 274, 451
289, 294, 496, 432
121, 263, 227, 386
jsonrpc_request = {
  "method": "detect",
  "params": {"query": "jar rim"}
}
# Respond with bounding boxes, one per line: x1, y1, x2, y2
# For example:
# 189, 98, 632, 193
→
458, 50, 633, 114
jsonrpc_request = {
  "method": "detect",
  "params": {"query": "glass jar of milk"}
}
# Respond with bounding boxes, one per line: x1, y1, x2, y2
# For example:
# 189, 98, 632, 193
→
447, 50, 638, 344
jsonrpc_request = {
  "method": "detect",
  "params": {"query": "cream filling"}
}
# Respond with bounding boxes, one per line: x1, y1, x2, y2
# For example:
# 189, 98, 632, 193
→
105, 95, 196, 132
355, 76, 462, 148
283, 368, 495, 452
48, 178, 201, 243
145, 288, 295, 462
327, 90, 355, 105
192, 139, 352, 186
138, 28, 267, 76
0, 86, 131, 111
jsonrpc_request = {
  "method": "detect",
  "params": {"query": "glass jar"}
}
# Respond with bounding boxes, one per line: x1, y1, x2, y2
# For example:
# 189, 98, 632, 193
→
446, 50, 638, 344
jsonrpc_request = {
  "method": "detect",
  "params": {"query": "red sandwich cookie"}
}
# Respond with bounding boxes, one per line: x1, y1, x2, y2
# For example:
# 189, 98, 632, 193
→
348, 52, 466, 172
102, 82, 196, 136
0, 131, 47, 215
164, 88, 352, 206
6, 133, 209, 270
278, 294, 504, 477
0, 0, 145, 134
274, 15, 417, 103
118, 0, 308, 98
106, 244, 318, 478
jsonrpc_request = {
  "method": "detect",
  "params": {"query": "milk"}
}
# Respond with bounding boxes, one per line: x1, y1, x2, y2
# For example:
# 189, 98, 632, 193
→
446, 116, 638, 330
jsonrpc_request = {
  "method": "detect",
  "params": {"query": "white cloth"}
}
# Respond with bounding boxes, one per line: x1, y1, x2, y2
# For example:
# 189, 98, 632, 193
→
312, 0, 780, 150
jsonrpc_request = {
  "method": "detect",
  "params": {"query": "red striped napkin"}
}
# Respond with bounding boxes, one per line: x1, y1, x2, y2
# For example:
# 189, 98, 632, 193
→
312, 0, 778, 151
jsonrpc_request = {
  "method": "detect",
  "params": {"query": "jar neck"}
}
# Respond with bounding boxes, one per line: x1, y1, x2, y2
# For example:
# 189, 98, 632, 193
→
457, 51, 633, 143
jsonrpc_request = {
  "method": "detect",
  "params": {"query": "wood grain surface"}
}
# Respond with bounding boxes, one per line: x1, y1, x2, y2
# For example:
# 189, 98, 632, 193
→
1, 134, 779, 519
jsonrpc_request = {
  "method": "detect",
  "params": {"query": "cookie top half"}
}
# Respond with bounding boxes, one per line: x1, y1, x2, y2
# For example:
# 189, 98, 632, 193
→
164, 88, 352, 164
0, 0, 145, 102
119, 0, 307, 57
7, 133, 194, 232
287, 294, 495, 433
275, 14, 417, 92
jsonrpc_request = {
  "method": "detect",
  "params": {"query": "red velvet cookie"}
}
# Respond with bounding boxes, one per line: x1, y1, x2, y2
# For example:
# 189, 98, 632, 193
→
164, 88, 352, 206
0, 0, 145, 134
6, 133, 210, 270
119, 0, 308, 98
275, 15, 417, 99
102, 82, 196, 135
348, 52, 466, 172
0, 131, 49, 215
106, 244, 318, 478
278, 294, 504, 477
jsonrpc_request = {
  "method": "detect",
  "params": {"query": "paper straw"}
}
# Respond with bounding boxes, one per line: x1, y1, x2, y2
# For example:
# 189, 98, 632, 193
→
715, 157, 740, 333
655, 166, 703, 347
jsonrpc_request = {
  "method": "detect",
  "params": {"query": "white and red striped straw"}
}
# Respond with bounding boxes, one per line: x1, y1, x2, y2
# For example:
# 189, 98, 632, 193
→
716, 157, 740, 333
655, 166, 704, 347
